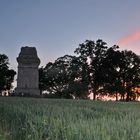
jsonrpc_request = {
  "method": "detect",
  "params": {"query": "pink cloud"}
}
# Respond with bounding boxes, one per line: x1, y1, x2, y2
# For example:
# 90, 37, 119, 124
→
118, 30, 140, 46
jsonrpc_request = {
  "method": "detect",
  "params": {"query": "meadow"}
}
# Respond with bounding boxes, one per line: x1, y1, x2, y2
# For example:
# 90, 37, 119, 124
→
0, 97, 140, 140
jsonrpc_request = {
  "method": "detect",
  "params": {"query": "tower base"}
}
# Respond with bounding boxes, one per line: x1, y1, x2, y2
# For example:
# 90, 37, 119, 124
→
15, 88, 40, 96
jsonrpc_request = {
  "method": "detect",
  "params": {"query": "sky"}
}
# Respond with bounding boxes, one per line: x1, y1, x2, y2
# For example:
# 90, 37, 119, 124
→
0, 0, 140, 71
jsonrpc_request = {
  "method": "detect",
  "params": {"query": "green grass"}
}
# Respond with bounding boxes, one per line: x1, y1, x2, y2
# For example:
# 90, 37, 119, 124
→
0, 97, 140, 140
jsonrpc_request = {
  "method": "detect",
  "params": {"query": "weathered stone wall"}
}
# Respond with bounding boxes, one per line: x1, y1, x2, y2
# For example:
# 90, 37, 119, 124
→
15, 47, 40, 96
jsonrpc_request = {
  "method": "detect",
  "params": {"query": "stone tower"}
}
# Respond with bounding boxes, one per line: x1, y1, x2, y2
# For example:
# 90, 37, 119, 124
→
15, 47, 40, 96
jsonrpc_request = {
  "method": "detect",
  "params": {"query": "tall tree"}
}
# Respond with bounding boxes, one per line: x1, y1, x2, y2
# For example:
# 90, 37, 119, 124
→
101, 46, 124, 101
103, 49, 140, 101
119, 50, 140, 101
0, 54, 16, 95
75, 39, 108, 100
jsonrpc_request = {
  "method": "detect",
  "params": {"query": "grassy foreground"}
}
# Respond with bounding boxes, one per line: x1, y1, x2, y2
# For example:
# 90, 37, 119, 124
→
0, 97, 140, 140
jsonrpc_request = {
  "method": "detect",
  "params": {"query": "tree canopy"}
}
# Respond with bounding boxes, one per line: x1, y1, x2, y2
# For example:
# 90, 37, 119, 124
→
38, 39, 140, 101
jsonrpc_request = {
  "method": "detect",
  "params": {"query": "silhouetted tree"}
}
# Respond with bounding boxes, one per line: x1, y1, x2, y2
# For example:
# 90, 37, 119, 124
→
102, 48, 140, 101
65, 56, 89, 99
101, 46, 124, 101
0, 54, 16, 95
119, 50, 140, 101
39, 55, 75, 98
39, 66, 49, 95
75, 39, 108, 100
39, 55, 90, 99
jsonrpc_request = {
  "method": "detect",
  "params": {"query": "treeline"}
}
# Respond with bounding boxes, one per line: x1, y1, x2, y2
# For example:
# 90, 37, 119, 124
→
39, 39, 140, 101
0, 39, 140, 101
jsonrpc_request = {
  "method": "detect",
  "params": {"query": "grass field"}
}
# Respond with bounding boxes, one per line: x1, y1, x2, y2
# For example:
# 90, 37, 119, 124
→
0, 97, 140, 140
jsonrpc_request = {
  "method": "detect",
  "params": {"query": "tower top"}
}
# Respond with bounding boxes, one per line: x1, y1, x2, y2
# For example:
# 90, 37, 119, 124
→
19, 46, 38, 57
17, 46, 40, 65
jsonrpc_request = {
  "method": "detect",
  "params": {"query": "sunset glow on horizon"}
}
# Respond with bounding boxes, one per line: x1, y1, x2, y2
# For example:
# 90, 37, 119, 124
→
118, 30, 140, 47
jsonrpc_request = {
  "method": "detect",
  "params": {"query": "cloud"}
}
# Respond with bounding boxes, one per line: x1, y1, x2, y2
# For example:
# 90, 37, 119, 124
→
118, 30, 140, 46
